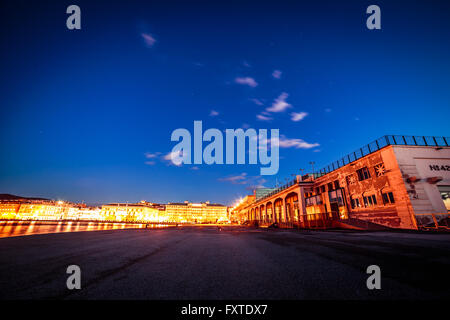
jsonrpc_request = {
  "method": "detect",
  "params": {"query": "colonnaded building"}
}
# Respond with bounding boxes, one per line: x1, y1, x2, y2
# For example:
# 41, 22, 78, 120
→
231, 135, 450, 230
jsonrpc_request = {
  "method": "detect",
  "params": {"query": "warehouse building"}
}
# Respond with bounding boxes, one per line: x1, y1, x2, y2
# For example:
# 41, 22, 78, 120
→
233, 135, 450, 230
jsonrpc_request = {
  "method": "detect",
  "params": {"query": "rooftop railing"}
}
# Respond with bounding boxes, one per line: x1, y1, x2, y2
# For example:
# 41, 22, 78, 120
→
317, 135, 449, 177
253, 178, 299, 204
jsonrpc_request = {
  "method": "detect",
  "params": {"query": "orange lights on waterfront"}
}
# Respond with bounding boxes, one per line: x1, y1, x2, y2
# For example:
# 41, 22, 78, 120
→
0, 199, 229, 224
164, 201, 228, 224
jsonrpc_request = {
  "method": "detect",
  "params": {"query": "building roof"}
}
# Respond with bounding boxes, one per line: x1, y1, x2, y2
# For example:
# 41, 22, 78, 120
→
166, 202, 226, 207
317, 135, 450, 177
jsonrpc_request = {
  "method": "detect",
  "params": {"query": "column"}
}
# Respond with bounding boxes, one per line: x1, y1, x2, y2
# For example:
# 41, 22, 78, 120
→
298, 187, 307, 223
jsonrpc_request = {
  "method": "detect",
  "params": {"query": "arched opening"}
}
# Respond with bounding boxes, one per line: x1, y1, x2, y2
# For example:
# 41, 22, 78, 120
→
266, 202, 273, 222
274, 198, 283, 222
285, 192, 300, 222
260, 204, 266, 223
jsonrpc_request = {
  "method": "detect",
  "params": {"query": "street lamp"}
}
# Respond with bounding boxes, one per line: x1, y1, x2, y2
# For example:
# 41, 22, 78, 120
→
309, 162, 315, 177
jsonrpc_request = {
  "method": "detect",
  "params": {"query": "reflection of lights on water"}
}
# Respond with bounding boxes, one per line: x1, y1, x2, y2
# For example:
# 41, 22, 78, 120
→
0, 221, 169, 238
28, 221, 35, 234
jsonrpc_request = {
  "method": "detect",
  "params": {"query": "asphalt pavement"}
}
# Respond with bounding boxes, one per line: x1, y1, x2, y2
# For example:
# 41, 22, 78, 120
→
0, 226, 449, 299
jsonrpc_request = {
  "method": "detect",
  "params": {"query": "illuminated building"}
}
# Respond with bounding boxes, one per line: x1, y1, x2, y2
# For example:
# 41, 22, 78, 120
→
16, 201, 73, 220
1, 197, 228, 224
0, 201, 22, 219
0, 197, 102, 222
230, 195, 255, 224
164, 201, 228, 223
100, 202, 162, 222
234, 135, 450, 230
66, 206, 102, 221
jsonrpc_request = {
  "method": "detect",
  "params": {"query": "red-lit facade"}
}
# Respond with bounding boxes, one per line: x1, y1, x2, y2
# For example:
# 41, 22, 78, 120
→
232, 135, 450, 230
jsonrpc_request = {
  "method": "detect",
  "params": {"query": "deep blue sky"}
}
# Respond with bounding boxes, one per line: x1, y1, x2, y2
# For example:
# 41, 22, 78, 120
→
1, 0, 449, 205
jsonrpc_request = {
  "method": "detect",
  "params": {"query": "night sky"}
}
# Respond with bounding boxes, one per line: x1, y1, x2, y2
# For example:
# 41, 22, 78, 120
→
1, 0, 449, 205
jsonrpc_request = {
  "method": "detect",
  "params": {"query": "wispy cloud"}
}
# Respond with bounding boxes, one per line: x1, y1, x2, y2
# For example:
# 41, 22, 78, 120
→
266, 92, 291, 113
218, 173, 248, 185
246, 179, 266, 190
259, 135, 319, 149
235, 77, 258, 88
272, 70, 282, 79
144, 152, 162, 166
256, 114, 273, 121
145, 152, 161, 159
141, 33, 156, 47
291, 112, 308, 122
145, 150, 194, 167
278, 136, 319, 149
250, 98, 264, 106
163, 150, 184, 166
210, 110, 219, 117
219, 173, 266, 187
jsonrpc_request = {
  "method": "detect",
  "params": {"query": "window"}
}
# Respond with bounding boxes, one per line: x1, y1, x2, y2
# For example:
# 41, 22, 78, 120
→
350, 196, 361, 209
327, 183, 333, 191
357, 167, 371, 181
382, 192, 395, 204
320, 186, 325, 193
363, 195, 377, 207
334, 180, 340, 189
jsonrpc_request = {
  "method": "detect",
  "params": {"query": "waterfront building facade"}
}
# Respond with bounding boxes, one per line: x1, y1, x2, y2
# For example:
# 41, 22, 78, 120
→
0, 198, 101, 221
164, 201, 228, 223
0, 201, 22, 219
232, 135, 450, 230
100, 202, 162, 222
1, 197, 228, 224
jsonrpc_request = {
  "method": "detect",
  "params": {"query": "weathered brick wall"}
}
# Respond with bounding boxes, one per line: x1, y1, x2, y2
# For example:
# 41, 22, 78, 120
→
314, 146, 416, 229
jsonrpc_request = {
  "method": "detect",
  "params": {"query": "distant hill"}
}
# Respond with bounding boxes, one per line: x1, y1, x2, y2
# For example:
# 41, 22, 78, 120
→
0, 194, 50, 201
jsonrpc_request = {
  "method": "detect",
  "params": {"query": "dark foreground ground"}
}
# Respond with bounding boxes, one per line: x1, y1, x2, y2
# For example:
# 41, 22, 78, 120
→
0, 226, 449, 300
